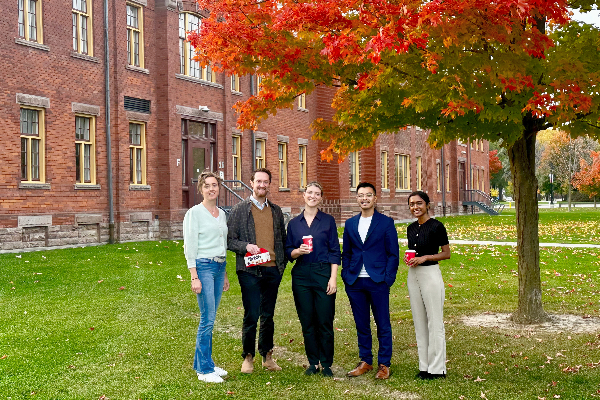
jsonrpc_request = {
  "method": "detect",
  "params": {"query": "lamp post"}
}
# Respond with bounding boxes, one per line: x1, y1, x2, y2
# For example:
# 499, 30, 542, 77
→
549, 163, 554, 206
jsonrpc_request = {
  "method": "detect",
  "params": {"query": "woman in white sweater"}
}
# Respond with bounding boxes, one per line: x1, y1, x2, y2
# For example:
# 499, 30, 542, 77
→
183, 171, 230, 383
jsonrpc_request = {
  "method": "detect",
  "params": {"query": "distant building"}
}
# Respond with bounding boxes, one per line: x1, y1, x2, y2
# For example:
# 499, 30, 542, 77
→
0, 0, 489, 251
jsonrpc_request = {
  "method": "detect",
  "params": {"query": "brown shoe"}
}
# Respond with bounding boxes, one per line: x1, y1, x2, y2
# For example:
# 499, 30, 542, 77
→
241, 354, 254, 374
375, 364, 390, 379
347, 361, 373, 377
262, 350, 282, 371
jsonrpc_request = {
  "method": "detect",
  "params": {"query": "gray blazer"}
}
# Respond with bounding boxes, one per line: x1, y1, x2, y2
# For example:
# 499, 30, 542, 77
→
227, 198, 287, 276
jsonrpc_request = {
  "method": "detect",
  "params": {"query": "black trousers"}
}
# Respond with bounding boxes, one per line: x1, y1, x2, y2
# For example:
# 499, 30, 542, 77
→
292, 262, 336, 368
237, 267, 282, 359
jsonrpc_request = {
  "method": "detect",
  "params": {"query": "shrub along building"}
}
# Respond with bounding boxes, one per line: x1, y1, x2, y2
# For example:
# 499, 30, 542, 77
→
0, 0, 489, 251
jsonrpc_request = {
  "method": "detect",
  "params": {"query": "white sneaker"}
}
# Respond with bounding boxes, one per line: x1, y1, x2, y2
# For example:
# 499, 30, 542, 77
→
197, 372, 224, 383
213, 366, 228, 377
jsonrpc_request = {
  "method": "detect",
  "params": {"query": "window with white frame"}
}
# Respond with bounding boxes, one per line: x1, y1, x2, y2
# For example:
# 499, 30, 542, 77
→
298, 93, 306, 109
20, 107, 45, 182
381, 151, 388, 189
349, 151, 359, 189
299, 144, 307, 189
126, 3, 144, 67
255, 139, 265, 169
231, 75, 240, 92
75, 115, 96, 184
445, 164, 450, 192
395, 154, 410, 190
129, 122, 146, 185
73, 0, 92, 55
179, 12, 215, 82
278, 142, 287, 188
437, 162, 442, 191
232, 135, 241, 185
18, 0, 43, 43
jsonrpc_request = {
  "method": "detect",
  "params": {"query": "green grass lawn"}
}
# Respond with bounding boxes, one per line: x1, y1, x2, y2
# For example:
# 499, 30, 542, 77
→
2, 233, 600, 399
394, 208, 600, 244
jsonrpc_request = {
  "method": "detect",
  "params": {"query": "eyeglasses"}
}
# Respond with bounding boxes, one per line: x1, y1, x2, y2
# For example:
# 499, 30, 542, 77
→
356, 193, 374, 199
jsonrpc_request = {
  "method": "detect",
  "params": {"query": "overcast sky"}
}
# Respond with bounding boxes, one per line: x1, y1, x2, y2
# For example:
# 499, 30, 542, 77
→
570, 8, 599, 26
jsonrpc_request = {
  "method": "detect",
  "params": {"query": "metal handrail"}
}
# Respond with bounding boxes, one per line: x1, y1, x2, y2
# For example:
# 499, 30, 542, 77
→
463, 189, 505, 214
219, 180, 252, 209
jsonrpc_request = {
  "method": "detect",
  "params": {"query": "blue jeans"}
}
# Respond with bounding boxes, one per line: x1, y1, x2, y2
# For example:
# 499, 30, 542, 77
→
193, 258, 226, 374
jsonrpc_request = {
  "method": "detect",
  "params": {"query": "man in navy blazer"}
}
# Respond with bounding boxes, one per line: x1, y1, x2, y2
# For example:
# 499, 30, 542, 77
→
342, 182, 399, 380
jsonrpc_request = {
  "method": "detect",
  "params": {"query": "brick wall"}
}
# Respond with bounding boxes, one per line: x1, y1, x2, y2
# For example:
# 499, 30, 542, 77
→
0, 0, 489, 251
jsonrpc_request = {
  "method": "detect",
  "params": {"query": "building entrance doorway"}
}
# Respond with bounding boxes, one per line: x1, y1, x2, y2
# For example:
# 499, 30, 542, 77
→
181, 119, 217, 208
458, 162, 466, 201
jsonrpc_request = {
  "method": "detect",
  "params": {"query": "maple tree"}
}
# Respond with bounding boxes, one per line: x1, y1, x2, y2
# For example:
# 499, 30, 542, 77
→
572, 151, 600, 200
191, 0, 600, 323
489, 150, 503, 178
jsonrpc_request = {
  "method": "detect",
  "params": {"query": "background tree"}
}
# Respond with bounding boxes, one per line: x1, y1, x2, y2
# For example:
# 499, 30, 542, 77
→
192, 0, 600, 323
538, 130, 598, 208
573, 151, 600, 206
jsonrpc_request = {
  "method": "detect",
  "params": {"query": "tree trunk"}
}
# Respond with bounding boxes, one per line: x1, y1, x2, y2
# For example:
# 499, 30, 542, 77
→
499, 186, 504, 201
568, 184, 572, 212
508, 131, 549, 324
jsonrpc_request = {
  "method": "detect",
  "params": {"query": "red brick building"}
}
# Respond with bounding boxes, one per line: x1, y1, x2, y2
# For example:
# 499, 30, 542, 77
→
0, 0, 489, 250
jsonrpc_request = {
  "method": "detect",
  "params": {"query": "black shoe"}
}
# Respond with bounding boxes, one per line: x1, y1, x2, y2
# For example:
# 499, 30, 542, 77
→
426, 373, 446, 379
304, 365, 320, 375
321, 366, 333, 377
416, 371, 430, 379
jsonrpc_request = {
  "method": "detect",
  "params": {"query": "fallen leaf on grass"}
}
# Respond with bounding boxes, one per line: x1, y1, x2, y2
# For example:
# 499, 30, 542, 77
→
98, 280, 104, 283
474, 376, 486, 382
119, 286, 125, 290
266, 382, 271, 385
90, 327, 95, 331
226, 391, 235, 395
481, 391, 488, 399
0, 355, 7, 360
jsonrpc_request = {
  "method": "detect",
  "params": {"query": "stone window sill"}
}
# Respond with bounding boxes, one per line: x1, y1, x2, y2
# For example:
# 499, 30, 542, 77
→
126, 64, 149, 74
231, 90, 243, 96
74, 184, 101, 190
19, 182, 50, 190
129, 184, 151, 191
298, 107, 309, 113
71, 51, 100, 63
15, 38, 49, 52
279, 188, 290, 192
175, 74, 224, 89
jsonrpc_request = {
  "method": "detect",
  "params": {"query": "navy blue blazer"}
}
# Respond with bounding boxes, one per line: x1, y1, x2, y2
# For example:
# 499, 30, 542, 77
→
341, 210, 399, 287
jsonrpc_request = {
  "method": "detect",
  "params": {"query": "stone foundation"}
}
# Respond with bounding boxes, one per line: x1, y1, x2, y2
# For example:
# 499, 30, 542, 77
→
0, 213, 184, 252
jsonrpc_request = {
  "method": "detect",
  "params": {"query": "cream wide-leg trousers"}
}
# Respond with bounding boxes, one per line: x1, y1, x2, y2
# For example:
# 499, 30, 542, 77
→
407, 264, 446, 374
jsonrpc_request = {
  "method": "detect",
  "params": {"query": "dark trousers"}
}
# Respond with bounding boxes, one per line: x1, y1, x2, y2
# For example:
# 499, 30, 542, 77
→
345, 277, 392, 367
237, 267, 282, 359
292, 262, 336, 368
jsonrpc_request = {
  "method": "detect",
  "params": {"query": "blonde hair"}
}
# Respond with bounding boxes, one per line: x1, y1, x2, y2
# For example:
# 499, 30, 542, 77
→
306, 181, 323, 196
197, 170, 222, 193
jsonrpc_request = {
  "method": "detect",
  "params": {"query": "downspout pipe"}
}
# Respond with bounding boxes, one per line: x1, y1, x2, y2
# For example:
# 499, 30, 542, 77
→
250, 75, 255, 171
440, 147, 446, 216
104, 0, 115, 243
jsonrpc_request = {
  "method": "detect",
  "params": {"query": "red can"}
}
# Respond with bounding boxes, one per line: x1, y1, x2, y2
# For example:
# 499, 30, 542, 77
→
302, 235, 313, 252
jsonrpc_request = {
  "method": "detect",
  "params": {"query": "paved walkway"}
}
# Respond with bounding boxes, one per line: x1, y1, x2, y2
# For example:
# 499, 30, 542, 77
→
339, 238, 600, 248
